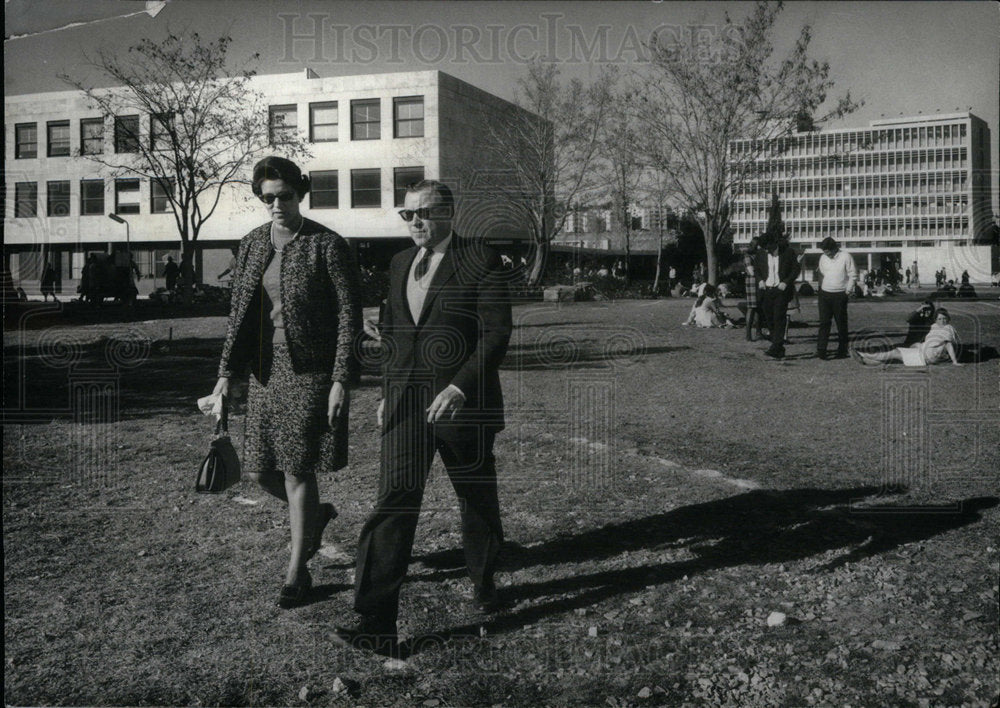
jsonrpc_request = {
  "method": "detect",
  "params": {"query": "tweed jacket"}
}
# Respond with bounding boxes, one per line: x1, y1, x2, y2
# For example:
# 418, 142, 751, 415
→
218, 218, 362, 386
380, 235, 512, 440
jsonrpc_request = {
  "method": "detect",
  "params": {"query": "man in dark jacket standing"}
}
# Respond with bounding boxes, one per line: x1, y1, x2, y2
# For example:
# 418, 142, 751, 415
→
756, 238, 800, 359
337, 180, 512, 656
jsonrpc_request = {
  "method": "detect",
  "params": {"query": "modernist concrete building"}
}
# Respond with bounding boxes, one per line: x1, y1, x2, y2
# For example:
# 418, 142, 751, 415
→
4, 69, 535, 295
729, 112, 995, 282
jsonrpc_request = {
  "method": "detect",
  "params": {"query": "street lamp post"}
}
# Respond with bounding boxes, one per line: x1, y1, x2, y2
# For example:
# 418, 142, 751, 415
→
108, 213, 145, 289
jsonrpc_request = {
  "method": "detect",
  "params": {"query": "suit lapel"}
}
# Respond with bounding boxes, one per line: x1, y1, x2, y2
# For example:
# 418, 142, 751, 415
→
397, 246, 419, 325
416, 241, 458, 327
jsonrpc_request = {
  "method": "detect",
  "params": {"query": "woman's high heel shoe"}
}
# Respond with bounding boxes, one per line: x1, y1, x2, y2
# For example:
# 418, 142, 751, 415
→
277, 570, 312, 609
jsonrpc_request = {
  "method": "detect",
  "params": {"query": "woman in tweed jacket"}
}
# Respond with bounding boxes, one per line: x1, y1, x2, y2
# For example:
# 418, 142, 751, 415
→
212, 156, 362, 608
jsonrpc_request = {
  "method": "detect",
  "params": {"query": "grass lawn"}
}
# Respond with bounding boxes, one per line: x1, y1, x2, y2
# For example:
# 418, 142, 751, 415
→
4, 295, 999, 706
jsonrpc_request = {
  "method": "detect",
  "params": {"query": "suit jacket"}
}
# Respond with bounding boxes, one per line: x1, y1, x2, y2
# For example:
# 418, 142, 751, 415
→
381, 235, 512, 440
755, 246, 801, 297
219, 219, 362, 386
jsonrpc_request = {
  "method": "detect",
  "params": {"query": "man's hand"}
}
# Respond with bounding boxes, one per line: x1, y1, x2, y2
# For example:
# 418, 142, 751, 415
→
758, 281, 766, 291
327, 381, 349, 426
777, 282, 787, 291
426, 385, 466, 423
377, 398, 385, 427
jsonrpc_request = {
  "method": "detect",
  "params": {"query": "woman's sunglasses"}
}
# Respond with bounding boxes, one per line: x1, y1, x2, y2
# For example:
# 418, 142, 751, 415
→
398, 206, 453, 222
259, 191, 298, 205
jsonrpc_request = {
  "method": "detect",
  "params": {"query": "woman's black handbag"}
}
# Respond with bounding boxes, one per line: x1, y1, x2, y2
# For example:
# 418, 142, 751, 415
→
195, 396, 242, 493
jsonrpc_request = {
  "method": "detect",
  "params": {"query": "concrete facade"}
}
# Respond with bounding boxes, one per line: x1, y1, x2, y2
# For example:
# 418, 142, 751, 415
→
4, 69, 535, 292
729, 113, 995, 282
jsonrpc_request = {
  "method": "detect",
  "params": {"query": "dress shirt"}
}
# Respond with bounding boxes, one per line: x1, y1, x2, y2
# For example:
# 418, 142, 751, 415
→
818, 250, 858, 294
406, 233, 452, 323
764, 252, 780, 287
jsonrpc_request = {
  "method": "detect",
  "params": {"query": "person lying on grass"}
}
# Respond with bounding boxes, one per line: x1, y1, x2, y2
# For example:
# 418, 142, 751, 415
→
852, 308, 961, 367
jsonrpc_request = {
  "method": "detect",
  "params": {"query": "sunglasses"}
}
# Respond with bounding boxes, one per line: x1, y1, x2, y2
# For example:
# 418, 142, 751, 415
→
398, 206, 453, 222
258, 191, 298, 205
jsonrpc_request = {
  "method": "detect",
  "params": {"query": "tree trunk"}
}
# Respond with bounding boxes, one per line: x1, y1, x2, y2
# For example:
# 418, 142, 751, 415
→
178, 241, 196, 305
526, 239, 549, 287
652, 231, 663, 294
697, 215, 719, 286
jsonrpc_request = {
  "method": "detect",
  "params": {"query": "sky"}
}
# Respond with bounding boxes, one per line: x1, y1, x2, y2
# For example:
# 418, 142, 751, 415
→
5, 0, 999, 209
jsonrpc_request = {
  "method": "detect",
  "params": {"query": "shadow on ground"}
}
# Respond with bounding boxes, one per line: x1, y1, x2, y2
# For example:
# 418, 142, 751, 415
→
401, 487, 997, 657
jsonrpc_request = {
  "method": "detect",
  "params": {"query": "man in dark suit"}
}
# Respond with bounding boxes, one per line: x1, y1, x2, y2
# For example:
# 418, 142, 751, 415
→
336, 180, 512, 655
755, 237, 800, 359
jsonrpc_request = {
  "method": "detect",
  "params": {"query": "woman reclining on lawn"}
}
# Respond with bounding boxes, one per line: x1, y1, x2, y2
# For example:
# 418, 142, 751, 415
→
852, 308, 961, 367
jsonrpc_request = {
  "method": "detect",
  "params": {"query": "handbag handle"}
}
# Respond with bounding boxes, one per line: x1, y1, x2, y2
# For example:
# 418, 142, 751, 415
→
215, 395, 229, 436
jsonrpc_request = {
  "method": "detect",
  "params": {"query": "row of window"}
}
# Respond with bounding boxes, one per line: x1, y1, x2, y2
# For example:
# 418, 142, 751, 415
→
731, 123, 969, 157
308, 166, 424, 209
269, 96, 424, 144
735, 196, 971, 221
738, 172, 969, 199
734, 217, 970, 239
14, 114, 170, 159
12, 95, 425, 159
13, 178, 174, 218
740, 148, 969, 179
10, 166, 425, 218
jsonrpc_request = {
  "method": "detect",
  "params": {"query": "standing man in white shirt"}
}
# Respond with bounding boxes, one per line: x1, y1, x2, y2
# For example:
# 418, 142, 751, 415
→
816, 237, 857, 360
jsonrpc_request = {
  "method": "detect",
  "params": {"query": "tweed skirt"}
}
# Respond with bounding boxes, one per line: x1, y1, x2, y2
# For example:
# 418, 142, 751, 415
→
744, 274, 759, 308
244, 344, 349, 477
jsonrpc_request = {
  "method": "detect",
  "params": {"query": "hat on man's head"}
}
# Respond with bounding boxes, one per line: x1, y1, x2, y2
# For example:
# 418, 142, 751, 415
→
819, 236, 839, 252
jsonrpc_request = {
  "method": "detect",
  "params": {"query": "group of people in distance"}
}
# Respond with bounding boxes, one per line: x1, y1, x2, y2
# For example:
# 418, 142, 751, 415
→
686, 232, 966, 367
209, 156, 509, 657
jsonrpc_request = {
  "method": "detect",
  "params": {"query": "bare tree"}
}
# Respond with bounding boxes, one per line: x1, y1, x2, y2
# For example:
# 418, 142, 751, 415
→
598, 81, 645, 285
61, 32, 309, 301
477, 62, 614, 285
642, 167, 680, 294
633, 1, 860, 284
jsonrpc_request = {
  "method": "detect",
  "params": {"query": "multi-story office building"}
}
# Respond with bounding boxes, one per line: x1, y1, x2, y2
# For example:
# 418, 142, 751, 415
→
729, 112, 994, 281
4, 69, 536, 294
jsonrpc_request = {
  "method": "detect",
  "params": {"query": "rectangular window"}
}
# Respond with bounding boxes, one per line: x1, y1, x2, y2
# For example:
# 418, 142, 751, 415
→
115, 115, 140, 153
47, 120, 71, 157
151, 177, 174, 213
47, 180, 71, 217
269, 104, 297, 145
393, 166, 425, 207
393, 96, 424, 138
115, 178, 141, 214
309, 102, 338, 142
351, 168, 381, 207
15, 182, 38, 217
151, 112, 174, 151
15, 123, 37, 159
351, 99, 380, 140
80, 179, 105, 215
310, 170, 338, 208
80, 118, 104, 155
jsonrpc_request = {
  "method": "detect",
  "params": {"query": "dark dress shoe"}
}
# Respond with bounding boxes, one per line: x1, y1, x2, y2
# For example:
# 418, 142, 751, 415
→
277, 570, 312, 609
834, 351, 850, 360
472, 581, 502, 613
333, 618, 399, 656
816, 351, 829, 360
763, 348, 784, 360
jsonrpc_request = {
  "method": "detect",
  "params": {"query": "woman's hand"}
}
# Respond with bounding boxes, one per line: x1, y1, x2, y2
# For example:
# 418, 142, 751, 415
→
328, 381, 349, 426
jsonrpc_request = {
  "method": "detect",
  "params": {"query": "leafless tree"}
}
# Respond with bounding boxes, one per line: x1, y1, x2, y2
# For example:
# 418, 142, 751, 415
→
477, 62, 615, 285
633, 1, 860, 284
61, 32, 309, 301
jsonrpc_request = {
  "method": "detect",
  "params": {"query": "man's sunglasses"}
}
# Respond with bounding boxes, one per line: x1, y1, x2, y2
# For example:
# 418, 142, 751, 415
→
398, 206, 453, 222
258, 191, 298, 205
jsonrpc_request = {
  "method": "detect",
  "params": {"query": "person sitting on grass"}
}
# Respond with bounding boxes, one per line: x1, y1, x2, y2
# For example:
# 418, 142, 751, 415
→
852, 308, 961, 367
902, 299, 937, 346
682, 284, 735, 328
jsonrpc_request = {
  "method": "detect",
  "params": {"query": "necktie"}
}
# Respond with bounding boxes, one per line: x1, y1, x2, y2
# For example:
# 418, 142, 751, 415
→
414, 248, 433, 280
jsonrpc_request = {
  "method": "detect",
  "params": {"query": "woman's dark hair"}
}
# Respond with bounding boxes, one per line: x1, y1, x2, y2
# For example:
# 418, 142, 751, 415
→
935, 307, 950, 321
696, 283, 717, 307
252, 156, 310, 198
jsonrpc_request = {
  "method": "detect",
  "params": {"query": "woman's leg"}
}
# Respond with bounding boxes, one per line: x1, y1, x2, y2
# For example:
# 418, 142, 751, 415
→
248, 471, 288, 501
857, 348, 903, 364
284, 473, 319, 585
